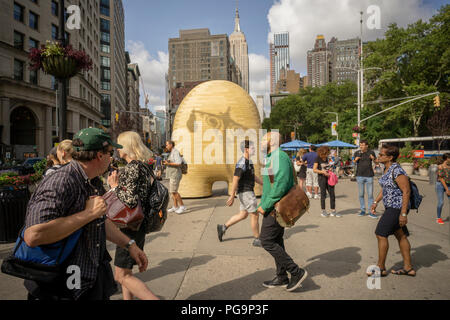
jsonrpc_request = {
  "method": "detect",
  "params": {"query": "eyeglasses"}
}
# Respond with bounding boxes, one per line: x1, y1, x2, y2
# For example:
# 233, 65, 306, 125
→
104, 149, 114, 157
378, 153, 386, 157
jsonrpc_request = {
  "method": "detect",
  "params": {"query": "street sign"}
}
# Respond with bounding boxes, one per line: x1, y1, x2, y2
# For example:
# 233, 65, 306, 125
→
413, 150, 424, 158
291, 132, 295, 140
331, 122, 338, 136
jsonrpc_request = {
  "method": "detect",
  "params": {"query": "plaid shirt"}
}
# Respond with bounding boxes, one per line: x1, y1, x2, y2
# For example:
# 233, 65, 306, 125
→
25, 160, 108, 300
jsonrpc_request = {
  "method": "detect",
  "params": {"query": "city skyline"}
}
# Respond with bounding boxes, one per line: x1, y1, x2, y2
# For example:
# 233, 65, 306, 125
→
123, 0, 445, 114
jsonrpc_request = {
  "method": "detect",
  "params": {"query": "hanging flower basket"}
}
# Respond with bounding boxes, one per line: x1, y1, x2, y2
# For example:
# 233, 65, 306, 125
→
41, 55, 78, 79
29, 41, 93, 80
352, 125, 366, 133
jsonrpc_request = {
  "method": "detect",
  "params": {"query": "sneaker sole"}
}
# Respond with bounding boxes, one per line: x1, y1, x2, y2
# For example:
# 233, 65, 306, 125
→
262, 283, 288, 288
286, 270, 308, 292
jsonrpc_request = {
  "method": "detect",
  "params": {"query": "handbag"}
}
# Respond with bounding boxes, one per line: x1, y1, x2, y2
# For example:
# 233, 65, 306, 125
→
1, 228, 82, 283
328, 170, 338, 186
103, 190, 144, 231
269, 163, 310, 228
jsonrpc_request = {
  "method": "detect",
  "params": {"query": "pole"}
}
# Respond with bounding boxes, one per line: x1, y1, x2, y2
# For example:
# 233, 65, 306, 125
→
57, 0, 67, 141
360, 11, 364, 111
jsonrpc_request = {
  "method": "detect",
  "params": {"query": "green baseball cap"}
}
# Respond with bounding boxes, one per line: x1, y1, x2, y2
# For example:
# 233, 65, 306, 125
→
73, 127, 123, 151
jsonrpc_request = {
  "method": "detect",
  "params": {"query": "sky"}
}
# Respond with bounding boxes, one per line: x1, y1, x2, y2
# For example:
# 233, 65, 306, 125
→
122, 0, 446, 115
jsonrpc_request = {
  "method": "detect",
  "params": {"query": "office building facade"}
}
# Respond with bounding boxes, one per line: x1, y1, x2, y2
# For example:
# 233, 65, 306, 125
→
229, 6, 249, 92
270, 32, 290, 93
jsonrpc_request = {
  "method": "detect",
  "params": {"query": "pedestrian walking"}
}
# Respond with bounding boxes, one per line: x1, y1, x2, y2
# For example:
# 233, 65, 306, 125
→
56, 139, 73, 165
257, 132, 308, 292
164, 141, 187, 214
154, 153, 163, 180
295, 149, 307, 190
107, 131, 159, 300
313, 146, 341, 218
354, 140, 378, 218
23, 128, 149, 300
44, 146, 61, 176
369, 144, 416, 278
217, 140, 263, 247
435, 153, 450, 225
303, 145, 319, 199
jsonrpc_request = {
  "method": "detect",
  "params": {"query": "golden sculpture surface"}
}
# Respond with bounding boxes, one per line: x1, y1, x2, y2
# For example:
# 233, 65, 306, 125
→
172, 80, 263, 198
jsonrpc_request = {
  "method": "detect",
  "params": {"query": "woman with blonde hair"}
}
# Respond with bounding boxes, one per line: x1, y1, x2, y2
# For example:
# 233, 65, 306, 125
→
107, 131, 158, 300
56, 139, 73, 165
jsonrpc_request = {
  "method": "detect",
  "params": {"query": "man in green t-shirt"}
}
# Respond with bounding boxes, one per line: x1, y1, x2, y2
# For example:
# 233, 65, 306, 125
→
257, 132, 308, 292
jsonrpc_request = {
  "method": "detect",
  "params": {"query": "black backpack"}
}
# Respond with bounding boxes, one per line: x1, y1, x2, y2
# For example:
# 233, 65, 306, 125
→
142, 163, 169, 233
391, 170, 423, 212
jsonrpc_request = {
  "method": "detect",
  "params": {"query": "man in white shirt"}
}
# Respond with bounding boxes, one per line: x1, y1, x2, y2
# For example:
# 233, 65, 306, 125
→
163, 140, 187, 214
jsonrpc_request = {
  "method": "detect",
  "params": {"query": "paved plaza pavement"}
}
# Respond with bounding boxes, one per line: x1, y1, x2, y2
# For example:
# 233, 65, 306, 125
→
0, 176, 449, 300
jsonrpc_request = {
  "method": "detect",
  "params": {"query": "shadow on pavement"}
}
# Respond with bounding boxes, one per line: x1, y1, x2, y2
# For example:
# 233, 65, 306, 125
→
186, 268, 320, 299
337, 208, 361, 216
136, 255, 215, 283
305, 247, 362, 278
284, 224, 319, 239
392, 244, 449, 272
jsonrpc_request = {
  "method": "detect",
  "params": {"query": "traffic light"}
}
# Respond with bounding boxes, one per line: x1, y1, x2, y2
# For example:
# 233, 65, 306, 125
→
115, 112, 119, 122
433, 95, 440, 107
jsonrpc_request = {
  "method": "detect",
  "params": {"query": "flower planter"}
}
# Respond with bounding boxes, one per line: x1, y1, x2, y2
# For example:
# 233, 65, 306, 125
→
42, 55, 78, 79
419, 168, 429, 177
400, 163, 414, 175
0, 186, 30, 243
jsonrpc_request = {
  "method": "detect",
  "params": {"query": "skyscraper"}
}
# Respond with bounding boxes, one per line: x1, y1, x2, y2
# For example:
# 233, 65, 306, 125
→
330, 37, 360, 84
270, 32, 290, 94
307, 35, 331, 87
229, 4, 249, 92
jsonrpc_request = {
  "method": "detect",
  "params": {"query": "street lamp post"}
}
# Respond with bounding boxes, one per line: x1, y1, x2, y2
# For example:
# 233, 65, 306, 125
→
57, 0, 67, 141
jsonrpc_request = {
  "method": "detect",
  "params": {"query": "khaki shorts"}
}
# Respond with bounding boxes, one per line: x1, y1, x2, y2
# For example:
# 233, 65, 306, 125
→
238, 191, 257, 213
169, 175, 182, 193
306, 168, 319, 187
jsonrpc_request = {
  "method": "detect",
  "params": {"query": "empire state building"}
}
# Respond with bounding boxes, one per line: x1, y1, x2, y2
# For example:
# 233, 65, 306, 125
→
229, 5, 249, 93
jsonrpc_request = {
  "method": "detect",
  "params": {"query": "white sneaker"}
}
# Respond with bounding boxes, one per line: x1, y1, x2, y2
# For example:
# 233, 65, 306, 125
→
314, 194, 320, 200
330, 211, 342, 218
321, 211, 329, 218
175, 206, 187, 214
168, 207, 179, 213
306, 192, 312, 199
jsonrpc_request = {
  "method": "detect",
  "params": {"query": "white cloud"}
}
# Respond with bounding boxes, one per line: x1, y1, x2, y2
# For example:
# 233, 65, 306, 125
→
127, 40, 168, 112
267, 0, 436, 75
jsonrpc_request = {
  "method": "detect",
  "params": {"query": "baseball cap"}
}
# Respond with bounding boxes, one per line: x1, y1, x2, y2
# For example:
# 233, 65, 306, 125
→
73, 128, 123, 151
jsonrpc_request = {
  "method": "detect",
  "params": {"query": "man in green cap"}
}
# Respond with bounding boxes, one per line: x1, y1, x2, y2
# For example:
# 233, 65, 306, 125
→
23, 128, 149, 300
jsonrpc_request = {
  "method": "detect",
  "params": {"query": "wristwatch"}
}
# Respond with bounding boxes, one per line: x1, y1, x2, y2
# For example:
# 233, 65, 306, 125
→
401, 213, 408, 217
125, 239, 136, 250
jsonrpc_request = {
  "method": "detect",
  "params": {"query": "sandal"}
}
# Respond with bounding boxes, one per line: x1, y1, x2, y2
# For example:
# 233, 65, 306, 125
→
366, 268, 387, 277
391, 268, 416, 277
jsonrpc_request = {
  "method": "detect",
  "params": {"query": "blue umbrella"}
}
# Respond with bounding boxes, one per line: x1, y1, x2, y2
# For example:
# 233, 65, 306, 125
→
316, 140, 357, 148
280, 140, 311, 150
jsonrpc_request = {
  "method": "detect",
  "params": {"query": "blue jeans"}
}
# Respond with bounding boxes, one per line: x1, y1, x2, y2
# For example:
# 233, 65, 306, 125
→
436, 182, 450, 219
357, 176, 374, 213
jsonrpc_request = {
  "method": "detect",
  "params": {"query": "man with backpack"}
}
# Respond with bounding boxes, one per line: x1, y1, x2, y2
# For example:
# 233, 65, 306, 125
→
22, 128, 149, 300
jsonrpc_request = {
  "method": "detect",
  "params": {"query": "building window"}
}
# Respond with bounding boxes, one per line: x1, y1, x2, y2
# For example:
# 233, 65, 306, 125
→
14, 31, 24, 50
101, 44, 110, 53
101, 81, 111, 90
100, 18, 110, 32
30, 69, 38, 85
14, 59, 24, 81
102, 68, 111, 80
29, 38, 39, 50
100, 0, 110, 16
51, 1, 58, 16
52, 24, 58, 40
101, 32, 110, 44
101, 56, 110, 67
29, 11, 39, 30
14, 2, 24, 22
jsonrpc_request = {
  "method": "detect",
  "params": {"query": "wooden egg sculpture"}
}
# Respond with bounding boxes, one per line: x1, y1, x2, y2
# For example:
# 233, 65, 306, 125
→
172, 80, 263, 198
